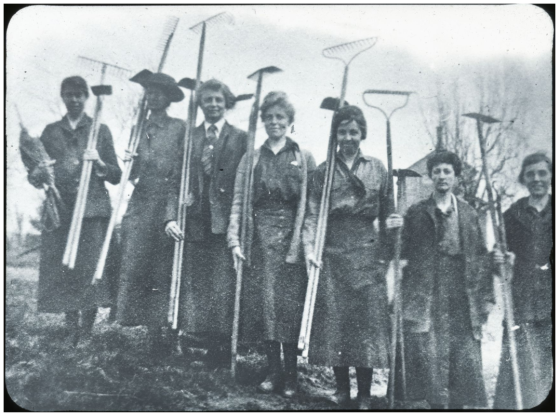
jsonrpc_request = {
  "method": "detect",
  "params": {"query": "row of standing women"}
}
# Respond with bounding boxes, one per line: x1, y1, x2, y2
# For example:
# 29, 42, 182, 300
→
27, 73, 552, 410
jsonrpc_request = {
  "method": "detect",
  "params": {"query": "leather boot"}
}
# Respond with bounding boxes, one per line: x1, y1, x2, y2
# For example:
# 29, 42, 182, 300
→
65, 311, 80, 347
356, 367, 373, 410
257, 341, 282, 394
330, 367, 350, 406
281, 343, 298, 398
80, 308, 97, 341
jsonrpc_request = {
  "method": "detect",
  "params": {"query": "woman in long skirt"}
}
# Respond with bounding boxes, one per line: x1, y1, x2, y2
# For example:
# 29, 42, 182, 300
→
116, 72, 185, 354
493, 152, 552, 409
229, 91, 316, 398
303, 105, 399, 409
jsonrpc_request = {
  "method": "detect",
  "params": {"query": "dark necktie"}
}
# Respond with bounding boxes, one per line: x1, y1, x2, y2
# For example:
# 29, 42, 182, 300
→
202, 124, 218, 176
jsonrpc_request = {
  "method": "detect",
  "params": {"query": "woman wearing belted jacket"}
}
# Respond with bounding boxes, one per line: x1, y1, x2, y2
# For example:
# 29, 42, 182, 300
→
229, 91, 316, 398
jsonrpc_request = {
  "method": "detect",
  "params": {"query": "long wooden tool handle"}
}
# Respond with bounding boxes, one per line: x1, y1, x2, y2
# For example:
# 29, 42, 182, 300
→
231, 70, 264, 378
92, 104, 146, 283
299, 64, 350, 357
477, 120, 523, 410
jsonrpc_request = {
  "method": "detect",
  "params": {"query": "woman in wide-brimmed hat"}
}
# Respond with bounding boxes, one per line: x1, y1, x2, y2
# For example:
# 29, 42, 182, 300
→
116, 71, 186, 355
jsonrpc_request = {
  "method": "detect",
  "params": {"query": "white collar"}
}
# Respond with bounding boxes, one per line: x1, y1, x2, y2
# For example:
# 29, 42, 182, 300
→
204, 119, 226, 138
66, 113, 85, 130
433, 193, 458, 213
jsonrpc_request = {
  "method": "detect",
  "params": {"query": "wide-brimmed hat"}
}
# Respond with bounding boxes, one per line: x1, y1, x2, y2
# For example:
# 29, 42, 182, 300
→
130, 70, 184, 103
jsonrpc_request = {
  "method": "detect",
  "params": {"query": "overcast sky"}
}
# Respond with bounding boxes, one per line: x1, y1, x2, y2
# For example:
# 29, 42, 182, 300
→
6, 4, 553, 233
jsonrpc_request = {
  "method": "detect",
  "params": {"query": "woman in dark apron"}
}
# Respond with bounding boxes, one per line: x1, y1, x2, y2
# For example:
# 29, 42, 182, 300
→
229, 91, 316, 398
303, 105, 399, 409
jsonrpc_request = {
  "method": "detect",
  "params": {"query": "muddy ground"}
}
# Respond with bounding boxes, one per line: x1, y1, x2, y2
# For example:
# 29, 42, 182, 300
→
5, 265, 504, 411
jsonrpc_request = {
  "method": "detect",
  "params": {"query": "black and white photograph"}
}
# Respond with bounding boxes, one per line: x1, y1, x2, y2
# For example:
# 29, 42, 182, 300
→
5, 4, 553, 411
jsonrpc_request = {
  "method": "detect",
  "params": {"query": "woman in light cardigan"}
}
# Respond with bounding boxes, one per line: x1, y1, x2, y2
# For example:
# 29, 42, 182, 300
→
228, 91, 316, 398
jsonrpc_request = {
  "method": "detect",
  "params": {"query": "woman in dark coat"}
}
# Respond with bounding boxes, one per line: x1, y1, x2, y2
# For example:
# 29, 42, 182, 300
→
28, 76, 122, 344
303, 105, 398, 409
398, 151, 494, 409
228, 91, 316, 398
493, 152, 552, 409
165, 79, 248, 368
116, 72, 186, 353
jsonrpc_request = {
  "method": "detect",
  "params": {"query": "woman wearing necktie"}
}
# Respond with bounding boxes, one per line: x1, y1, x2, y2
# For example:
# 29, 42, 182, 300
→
229, 91, 316, 397
165, 79, 248, 368
397, 151, 494, 409
116, 72, 186, 355
303, 105, 398, 409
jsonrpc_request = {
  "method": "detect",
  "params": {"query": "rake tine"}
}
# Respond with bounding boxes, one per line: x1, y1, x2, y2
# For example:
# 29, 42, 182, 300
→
322, 37, 377, 68
157, 17, 180, 51
190, 11, 234, 34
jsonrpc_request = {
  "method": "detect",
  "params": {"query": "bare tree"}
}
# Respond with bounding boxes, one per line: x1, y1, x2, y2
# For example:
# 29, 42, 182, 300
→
422, 60, 535, 210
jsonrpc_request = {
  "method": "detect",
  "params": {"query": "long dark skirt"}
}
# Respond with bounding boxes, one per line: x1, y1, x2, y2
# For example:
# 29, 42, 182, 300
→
308, 217, 390, 368
493, 319, 552, 409
116, 201, 173, 328
239, 208, 307, 344
179, 234, 236, 341
38, 217, 111, 313
402, 255, 487, 407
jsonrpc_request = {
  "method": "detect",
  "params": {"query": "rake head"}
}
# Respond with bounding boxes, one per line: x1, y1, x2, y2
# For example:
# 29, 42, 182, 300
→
462, 113, 501, 124
320, 97, 349, 111
156, 17, 180, 54
190, 12, 234, 34
323, 37, 377, 65
364, 89, 414, 96
78, 56, 131, 79
248, 66, 282, 81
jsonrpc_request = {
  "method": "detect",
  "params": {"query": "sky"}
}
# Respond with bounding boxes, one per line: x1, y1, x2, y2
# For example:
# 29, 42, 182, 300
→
6, 4, 553, 236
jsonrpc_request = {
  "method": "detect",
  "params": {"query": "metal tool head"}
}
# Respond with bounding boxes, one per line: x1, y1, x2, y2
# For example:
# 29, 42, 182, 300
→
247, 66, 283, 81
177, 77, 197, 91
91, 85, 112, 96
393, 168, 421, 178
190, 11, 234, 34
235, 94, 254, 102
130, 69, 154, 85
156, 17, 180, 51
320, 97, 349, 111
78, 56, 131, 78
323, 37, 377, 66
462, 113, 501, 124
362, 88, 415, 120
364, 89, 414, 96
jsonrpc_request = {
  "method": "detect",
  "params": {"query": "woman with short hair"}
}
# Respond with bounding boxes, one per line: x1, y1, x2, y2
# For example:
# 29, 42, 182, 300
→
229, 91, 316, 398
398, 150, 494, 409
116, 72, 186, 354
493, 152, 552, 409
303, 105, 398, 409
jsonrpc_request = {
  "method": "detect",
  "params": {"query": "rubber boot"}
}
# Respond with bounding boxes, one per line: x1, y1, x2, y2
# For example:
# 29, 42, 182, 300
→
356, 367, 373, 410
65, 311, 80, 347
331, 367, 351, 406
282, 343, 298, 398
257, 341, 283, 394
